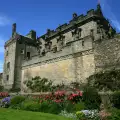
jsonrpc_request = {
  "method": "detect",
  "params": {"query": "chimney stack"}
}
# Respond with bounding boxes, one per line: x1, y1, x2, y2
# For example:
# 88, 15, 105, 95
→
12, 23, 16, 37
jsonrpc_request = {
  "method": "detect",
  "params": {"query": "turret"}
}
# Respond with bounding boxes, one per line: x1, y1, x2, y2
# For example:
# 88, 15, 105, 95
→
96, 3, 103, 16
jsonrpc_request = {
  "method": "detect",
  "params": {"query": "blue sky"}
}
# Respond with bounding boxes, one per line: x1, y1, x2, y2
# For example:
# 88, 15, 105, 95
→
0, 0, 120, 72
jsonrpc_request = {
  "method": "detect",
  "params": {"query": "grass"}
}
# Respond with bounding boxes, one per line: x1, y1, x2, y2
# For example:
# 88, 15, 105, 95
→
0, 108, 72, 120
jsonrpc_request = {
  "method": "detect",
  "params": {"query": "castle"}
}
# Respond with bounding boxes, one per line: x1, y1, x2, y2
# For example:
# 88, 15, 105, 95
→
2, 3, 119, 92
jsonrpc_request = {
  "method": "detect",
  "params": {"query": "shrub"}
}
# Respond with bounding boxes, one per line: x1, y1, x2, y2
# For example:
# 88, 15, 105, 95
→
0, 86, 4, 92
1, 96, 11, 108
0, 92, 8, 98
9, 88, 21, 92
87, 69, 120, 91
59, 110, 77, 119
24, 76, 53, 92
82, 87, 101, 109
74, 102, 86, 111
21, 100, 40, 112
47, 102, 62, 114
76, 111, 86, 120
67, 90, 82, 103
111, 91, 120, 109
10, 95, 26, 106
64, 101, 75, 113
39, 101, 50, 113
81, 110, 100, 120
107, 108, 120, 120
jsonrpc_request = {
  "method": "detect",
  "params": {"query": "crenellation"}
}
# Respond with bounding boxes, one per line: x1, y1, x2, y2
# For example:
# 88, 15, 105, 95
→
87, 9, 95, 16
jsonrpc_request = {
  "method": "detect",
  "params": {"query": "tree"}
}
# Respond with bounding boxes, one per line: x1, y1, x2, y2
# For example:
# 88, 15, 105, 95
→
24, 76, 53, 92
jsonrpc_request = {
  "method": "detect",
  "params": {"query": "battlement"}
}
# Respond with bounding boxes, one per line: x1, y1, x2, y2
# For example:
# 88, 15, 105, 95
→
38, 4, 104, 40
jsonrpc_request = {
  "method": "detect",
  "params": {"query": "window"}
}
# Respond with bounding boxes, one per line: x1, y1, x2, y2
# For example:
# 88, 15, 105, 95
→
7, 75, 9, 81
90, 29, 94, 35
97, 27, 100, 33
6, 51, 8, 56
20, 49, 24, 54
7, 62, 10, 69
27, 52, 30, 59
82, 41, 84, 46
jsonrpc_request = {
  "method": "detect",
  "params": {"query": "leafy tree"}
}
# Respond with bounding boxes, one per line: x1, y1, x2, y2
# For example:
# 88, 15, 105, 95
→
0, 85, 4, 92
24, 76, 53, 92
87, 69, 120, 91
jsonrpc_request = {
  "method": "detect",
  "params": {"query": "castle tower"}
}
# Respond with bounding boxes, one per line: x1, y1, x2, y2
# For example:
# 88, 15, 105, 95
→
2, 23, 24, 91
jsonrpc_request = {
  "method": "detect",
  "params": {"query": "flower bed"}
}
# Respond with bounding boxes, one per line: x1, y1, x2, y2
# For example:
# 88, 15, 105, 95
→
0, 92, 8, 98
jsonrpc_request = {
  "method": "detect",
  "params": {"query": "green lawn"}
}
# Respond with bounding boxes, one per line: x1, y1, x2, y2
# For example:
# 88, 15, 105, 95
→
0, 108, 72, 120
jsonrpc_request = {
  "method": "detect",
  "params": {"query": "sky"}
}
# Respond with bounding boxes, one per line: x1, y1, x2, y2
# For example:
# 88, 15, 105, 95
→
0, 0, 120, 72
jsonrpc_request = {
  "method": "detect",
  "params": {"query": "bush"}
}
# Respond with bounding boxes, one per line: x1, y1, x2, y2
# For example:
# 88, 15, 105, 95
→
107, 108, 120, 120
0, 92, 8, 99
59, 110, 77, 119
24, 76, 53, 92
67, 90, 82, 103
47, 102, 62, 114
1, 96, 11, 108
82, 87, 101, 109
87, 69, 120, 91
21, 100, 40, 112
111, 91, 120, 109
81, 110, 100, 120
39, 101, 52, 113
74, 102, 86, 111
10, 95, 26, 107
76, 111, 86, 120
64, 101, 75, 113
0, 86, 4, 92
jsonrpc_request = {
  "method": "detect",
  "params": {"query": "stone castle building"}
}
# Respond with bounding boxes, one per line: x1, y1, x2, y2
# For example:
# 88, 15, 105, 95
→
2, 4, 119, 92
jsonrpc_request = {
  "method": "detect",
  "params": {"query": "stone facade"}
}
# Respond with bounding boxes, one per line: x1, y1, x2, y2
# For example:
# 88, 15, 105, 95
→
2, 4, 118, 92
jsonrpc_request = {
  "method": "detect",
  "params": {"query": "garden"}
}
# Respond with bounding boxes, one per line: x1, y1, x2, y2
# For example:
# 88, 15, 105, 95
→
1, 69, 120, 120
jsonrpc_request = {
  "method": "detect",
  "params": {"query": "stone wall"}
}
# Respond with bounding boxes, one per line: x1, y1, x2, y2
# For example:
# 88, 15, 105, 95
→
21, 20, 97, 92
21, 50, 95, 92
3, 41, 17, 89
94, 36, 120, 72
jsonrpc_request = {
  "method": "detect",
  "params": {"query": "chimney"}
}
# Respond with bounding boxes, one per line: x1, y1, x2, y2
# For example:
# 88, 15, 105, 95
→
73, 13, 78, 19
30, 30, 36, 40
12, 23, 16, 37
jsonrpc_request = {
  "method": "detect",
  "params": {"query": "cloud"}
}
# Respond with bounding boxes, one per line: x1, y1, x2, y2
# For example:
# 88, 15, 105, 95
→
100, 0, 120, 32
0, 15, 11, 26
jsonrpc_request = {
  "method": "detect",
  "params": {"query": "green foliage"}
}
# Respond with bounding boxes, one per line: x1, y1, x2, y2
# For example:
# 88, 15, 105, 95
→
39, 101, 62, 114
76, 111, 86, 120
21, 100, 40, 112
74, 102, 86, 111
9, 88, 21, 92
64, 101, 75, 113
10, 96, 26, 106
47, 102, 62, 114
24, 76, 53, 92
39, 101, 50, 112
87, 69, 120, 91
0, 85, 4, 92
107, 108, 120, 120
111, 91, 120, 109
82, 87, 101, 109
